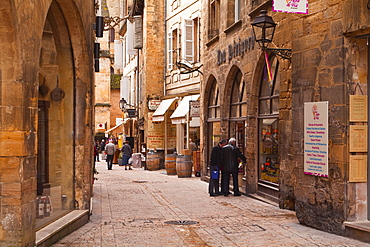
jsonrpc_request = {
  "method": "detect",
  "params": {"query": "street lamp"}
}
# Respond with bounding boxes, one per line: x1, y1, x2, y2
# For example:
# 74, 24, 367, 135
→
251, 10, 292, 60
119, 98, 127, 112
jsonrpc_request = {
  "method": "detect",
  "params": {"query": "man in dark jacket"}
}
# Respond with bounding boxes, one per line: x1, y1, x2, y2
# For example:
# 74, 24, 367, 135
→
209, 139, 228, 196
221, 138, 246, 196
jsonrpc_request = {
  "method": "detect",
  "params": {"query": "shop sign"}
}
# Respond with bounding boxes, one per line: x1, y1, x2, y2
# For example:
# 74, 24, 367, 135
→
189, 100, 200, 118
147, 112, 164, 149
273, 0, 308, 14
97, 123, 106, 130
304, 101, 328, 177
148, 99, 161, 111
217, 36, 255, 65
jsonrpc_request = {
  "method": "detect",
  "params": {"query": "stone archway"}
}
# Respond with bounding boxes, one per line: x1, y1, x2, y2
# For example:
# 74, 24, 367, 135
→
0, 0, 94, 245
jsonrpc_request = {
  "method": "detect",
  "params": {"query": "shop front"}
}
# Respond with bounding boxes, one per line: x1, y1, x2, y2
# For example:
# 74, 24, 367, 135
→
256, 54, 280, 200
202, 39, 284, 201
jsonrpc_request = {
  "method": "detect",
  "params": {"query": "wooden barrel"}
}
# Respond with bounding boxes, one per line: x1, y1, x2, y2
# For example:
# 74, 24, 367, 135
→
146, 152, 160, 171
176, 155, 193, 178
165, 154, 177, 175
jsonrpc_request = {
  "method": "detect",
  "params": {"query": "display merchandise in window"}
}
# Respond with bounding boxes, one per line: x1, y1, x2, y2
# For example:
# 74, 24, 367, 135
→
259, 118, 279, 184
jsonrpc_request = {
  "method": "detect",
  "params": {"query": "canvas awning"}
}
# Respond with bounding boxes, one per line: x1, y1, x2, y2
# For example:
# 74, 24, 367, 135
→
152, 98, 176, 122
170, 94, 200, 124
105, 118, 129, 134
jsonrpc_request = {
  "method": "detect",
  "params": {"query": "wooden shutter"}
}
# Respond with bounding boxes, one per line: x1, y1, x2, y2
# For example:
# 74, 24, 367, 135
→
168, 31, 173, 70
184, 19, 194, 63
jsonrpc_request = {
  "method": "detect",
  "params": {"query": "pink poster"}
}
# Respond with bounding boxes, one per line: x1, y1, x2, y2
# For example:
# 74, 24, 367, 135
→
273, 0, 308, 14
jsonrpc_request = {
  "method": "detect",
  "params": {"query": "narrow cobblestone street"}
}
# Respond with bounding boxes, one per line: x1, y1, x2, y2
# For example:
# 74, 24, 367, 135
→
52, 160, 369, 247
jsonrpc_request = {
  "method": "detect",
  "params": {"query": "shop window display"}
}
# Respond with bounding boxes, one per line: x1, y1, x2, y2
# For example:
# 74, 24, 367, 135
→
207, 77, 221, 175
258, 55, 280, 185
259, 119, 279, 183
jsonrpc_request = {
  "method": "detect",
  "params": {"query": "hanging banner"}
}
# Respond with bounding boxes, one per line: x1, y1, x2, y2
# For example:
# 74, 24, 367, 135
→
304, 101, 329, 177
273, 0, 308, 14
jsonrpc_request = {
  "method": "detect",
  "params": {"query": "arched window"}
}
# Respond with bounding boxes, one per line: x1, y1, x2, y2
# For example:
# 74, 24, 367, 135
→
230, 70, 247, 119
207, 77, 221, 174
229, 69, 247, 179
208, 77, 220, 119
258, 55, 280, 187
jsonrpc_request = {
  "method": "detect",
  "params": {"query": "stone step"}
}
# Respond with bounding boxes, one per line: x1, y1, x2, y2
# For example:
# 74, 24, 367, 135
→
36, 210, 89, 247
344, 221, 370, 244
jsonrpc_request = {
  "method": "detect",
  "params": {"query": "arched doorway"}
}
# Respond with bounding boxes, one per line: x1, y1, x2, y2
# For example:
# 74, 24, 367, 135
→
227, 68, 248, 187
206, 75, 221, 176
257, 53, 280, 200
36, 1, 77, 228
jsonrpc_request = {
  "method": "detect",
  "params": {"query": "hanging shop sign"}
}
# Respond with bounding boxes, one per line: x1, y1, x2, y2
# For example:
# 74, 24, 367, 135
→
189, 100, 200, 118
273, 0, 308, 14
217, 36, 255, 65
304, 101, 328, 177
148, 99, 161, 111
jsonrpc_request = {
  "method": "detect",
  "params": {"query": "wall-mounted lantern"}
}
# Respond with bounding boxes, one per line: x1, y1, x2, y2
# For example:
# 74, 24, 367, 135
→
251, 10, 292, 59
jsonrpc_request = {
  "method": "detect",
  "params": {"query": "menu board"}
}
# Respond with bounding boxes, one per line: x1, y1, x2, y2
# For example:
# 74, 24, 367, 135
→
349, 125, 368, 152
304, 102, 329, 177
349, 95, 367, 122
349, 155, 367, 182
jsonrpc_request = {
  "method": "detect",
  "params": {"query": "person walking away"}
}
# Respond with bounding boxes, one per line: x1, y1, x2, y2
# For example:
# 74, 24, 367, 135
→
122, 141, 132, 170
100, 140, 106, 153
94, 141, 100, 162
221, 138, 246, 196
209, 139, 228, 197
105, 140, 116, 170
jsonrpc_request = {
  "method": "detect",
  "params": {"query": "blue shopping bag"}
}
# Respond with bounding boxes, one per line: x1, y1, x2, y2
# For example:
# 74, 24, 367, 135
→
211, 167, 219, 179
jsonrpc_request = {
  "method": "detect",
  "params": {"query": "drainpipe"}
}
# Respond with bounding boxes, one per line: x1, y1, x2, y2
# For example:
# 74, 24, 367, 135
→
136, 51, 140, 153
164, 0, 168, 156
367, 36, 370, 220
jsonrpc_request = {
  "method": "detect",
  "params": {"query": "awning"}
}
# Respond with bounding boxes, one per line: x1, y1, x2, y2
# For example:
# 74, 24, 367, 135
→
152, 98, 176, 122
170, 94, 200, 124
105, 118, 129, 134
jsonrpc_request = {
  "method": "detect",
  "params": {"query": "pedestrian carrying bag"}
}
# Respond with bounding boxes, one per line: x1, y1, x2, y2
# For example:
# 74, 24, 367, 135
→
211, 167, 219, 179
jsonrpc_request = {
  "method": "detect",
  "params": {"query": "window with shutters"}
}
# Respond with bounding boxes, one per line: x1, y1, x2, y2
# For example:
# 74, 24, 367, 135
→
209, 0, 220, 39
193, 18, 199, 63
168, 29, 178, 71
168, 32, 173, 70
184, 19, 194, 63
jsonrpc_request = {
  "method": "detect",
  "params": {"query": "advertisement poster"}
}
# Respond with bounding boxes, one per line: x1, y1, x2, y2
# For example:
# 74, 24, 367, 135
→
273, 0, 308, 14
304, 102, 329, 177
147, 112, 164, 149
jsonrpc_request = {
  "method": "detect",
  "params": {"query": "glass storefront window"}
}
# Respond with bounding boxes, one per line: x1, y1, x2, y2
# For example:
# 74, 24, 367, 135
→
259, 118, 279, 184
207, 77, 221, 175
258, 54, 280, 185
36, 16, 75, 229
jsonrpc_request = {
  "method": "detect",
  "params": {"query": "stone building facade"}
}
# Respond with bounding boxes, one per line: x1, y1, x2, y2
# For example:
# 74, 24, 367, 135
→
117, 0, 165, 154
150, 0, 202, 166
201, 0, 370, 241
0, 0, 95, 246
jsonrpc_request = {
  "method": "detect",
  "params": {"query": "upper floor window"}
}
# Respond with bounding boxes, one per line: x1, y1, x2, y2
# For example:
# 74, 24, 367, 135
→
209, 0, 220, 39
168, 28, 178, 71
184, 18, 200, 63
227, 0, 241, 27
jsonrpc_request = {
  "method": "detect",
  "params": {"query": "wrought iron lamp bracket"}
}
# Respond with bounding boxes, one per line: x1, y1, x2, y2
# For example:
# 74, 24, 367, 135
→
264, 48, 292, 60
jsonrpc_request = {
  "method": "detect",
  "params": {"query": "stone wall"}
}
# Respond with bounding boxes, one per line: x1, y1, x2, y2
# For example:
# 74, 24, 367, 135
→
142, 0, 165, 143
0, 0, 94, 245
201, 0, 370, 236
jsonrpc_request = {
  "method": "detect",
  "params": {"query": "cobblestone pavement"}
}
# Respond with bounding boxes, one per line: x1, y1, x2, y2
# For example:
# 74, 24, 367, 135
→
53, 161, 369, 247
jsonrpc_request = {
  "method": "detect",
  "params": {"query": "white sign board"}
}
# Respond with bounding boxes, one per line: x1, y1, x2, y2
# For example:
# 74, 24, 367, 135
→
273, 0, 308, 14
304, 101, 329, 177
189, 100, 200, 117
